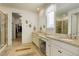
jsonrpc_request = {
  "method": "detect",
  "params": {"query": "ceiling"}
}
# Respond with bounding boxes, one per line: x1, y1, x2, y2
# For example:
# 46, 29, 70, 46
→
0, 3, 79, 16
0, 3, 48, 12
56, 3, 79, 17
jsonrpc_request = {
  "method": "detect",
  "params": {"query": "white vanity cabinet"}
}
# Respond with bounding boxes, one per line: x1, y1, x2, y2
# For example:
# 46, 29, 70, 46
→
50, 39, 79, 56
32, 33, 79, 56
51, 45, 73, 56
32, 33, 40, 48
51, 45, 62, 56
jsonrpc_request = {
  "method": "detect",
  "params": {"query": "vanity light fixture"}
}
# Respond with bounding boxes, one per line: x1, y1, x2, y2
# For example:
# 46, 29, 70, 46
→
33, 26, 36, 31
40, 27, 42, 30
26, 20, 28, 24
37, 8, 40, 11
29, 24, 32, 28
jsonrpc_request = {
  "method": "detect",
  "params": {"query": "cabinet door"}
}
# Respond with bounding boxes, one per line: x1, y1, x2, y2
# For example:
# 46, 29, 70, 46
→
46, 44, 51, 56
32, 34, 40, 48
51, 45, 61, 56
35, 37, 39, 48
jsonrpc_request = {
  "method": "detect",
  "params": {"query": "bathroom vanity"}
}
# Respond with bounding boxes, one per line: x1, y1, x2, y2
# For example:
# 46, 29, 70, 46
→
32, 5, 79, 56
32, 32, 79, 56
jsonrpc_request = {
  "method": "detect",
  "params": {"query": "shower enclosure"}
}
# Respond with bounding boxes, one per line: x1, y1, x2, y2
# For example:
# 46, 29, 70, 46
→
0, 11, 8, 49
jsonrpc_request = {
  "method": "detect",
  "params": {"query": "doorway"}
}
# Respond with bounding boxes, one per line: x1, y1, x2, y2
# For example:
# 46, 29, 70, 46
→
12, 12, 22, 46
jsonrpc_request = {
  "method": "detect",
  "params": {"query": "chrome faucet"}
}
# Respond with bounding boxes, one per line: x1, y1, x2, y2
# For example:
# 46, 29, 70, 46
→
68, 33, 77, 39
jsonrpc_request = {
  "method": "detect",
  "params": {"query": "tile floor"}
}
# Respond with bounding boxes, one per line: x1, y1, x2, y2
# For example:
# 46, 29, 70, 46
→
0, 43, 44, 56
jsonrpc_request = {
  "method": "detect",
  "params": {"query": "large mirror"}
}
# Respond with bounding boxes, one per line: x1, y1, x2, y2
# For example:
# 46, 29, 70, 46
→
46, 3, 79, 36
55, 3, 79, 36
56, 15, 68, 34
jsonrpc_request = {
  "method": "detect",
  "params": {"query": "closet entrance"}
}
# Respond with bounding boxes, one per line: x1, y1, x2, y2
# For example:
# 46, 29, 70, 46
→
12, 12, 22, 46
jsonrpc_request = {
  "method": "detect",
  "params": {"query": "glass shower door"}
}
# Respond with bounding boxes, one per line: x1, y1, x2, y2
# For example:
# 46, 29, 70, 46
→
0, 11, 7, 49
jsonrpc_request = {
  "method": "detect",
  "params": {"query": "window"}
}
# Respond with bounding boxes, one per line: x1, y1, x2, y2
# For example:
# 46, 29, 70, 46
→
47, 11, 54, 28
46, 4, 55, 32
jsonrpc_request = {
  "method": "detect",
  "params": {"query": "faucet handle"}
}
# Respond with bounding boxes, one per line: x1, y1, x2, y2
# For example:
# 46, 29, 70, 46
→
67, 34, 72, 39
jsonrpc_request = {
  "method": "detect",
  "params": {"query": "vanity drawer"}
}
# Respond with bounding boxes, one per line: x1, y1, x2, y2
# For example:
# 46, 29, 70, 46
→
51, 45, 73, 56
50, 39, 79, 55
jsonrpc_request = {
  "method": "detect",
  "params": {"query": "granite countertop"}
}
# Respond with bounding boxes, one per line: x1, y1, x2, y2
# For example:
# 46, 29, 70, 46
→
46, 35, 79, 47
32, 32, 79, 47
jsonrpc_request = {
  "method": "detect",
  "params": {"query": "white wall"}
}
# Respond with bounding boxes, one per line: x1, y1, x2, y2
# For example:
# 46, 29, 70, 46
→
38, 9, 47, 32
0, 6, 38, 45
38, 4, 56, 33
22, 11, 38, 43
